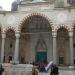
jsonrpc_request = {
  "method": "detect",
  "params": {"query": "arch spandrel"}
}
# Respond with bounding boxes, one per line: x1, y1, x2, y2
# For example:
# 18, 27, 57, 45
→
5, 27, 15, 63
57, 26, 70, 65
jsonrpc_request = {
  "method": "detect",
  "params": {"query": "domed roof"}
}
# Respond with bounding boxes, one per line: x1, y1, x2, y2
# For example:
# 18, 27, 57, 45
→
11, 1, 18, 11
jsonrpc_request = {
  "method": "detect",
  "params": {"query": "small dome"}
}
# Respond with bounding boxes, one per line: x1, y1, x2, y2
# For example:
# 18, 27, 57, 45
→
11, 1, 18, 11
0, 6, 3, 11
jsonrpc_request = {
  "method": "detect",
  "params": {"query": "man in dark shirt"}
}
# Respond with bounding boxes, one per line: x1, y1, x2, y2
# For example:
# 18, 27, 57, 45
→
50, 64, 59, 75
0, 64, 4, 75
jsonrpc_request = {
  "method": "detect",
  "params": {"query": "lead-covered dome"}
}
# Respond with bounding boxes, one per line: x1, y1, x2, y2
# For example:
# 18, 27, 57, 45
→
11, 1, 18, 11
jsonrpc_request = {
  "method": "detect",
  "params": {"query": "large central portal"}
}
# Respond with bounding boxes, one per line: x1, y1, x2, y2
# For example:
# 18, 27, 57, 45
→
19, 15, 52, 64
35, 34, 47, 63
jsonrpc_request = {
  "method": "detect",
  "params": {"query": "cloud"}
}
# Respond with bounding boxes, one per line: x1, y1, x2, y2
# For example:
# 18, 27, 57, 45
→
0, 0, 15, 11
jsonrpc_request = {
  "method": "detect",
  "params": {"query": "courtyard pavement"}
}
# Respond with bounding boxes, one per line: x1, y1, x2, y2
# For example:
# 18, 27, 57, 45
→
39, 70, 75, 75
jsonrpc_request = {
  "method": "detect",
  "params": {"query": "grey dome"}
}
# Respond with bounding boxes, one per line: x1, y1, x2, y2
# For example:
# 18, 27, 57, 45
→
11, 1, 18, 11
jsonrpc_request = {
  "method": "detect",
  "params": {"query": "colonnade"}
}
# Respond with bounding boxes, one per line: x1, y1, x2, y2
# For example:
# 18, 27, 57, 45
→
0, 31, 74, 66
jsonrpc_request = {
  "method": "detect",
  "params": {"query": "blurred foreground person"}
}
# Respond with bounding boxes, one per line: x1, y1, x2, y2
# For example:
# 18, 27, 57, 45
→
50, 64, 59, 75
0, 64, 4, 75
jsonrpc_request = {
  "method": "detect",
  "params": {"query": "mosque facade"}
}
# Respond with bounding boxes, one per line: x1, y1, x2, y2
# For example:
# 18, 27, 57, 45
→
0, 0, 75, 66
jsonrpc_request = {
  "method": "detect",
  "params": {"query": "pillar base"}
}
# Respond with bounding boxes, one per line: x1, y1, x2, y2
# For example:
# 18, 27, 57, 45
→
69, 66, 75, 69
59, 65, 75, 70
10, 60, 19, 65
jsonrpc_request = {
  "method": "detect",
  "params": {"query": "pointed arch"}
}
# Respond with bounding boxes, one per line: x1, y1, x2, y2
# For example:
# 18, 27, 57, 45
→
18, 13, 54, 32
4, 28, 15, 63
35, 34, 47, 51
57, 27, 70, 65
56, 25, 69, 32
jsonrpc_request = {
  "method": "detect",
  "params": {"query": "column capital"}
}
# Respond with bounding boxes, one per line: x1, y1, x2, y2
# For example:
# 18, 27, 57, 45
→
15, 33, 20, 39
69, 31, 73, 38
1, 33, 6, 39
52, 32, 57, 38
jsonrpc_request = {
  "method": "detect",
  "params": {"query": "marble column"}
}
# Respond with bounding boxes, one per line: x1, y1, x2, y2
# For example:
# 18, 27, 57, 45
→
52, 32, 57, 64
1, 33, 6, 63
14, 33, 20, 63
69, 31, 74, 65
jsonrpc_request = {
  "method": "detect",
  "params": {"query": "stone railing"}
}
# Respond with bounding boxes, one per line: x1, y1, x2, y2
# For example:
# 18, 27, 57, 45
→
2, 63, 33, 75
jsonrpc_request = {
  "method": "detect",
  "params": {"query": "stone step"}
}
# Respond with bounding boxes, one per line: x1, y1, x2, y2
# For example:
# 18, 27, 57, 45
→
38, 70, 75, 75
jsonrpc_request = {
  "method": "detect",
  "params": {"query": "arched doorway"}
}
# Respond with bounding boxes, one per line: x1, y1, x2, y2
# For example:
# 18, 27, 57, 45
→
73, 26, 75, 64
57, 27, 70, 65
19, 15, 52, 64
4, 29, 15, 63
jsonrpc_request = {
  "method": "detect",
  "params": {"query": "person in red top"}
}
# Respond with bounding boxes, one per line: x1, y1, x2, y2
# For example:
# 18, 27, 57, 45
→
39, 63, 46, 72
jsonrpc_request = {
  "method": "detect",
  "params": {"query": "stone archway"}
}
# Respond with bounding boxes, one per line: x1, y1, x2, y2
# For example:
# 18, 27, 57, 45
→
4, 29, 15, 63
57, 27, 70, 65
19, 15, 52, 64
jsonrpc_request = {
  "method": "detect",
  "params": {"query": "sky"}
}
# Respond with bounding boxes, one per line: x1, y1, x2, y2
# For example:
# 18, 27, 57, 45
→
0, 0, 15, 11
